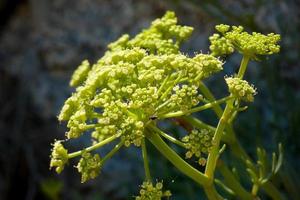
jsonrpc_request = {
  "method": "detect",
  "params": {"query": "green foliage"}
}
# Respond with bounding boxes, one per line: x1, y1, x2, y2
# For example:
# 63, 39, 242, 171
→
50, 11, 282, 199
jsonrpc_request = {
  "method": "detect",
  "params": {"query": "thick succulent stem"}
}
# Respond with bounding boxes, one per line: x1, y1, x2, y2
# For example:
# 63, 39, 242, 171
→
146, 127, 210, 186
142, 139, 152, 181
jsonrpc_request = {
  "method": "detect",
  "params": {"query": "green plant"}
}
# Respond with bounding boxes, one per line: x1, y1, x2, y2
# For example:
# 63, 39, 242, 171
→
50, 11, 283, 199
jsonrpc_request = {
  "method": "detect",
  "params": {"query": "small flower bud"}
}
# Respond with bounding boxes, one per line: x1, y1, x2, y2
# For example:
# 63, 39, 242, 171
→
70, 60, 90, 87
50, 141, 69, 174
76, 152, 102, 183
135, 181, 171, 200
182, 129, 213, 166
225, 77, 256, 102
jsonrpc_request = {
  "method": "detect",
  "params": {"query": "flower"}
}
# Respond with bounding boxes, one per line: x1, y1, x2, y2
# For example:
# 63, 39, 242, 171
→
225, 77, 256, 102
209, 33, 234, 56
135, 181, 171, 200
182, 129, 213, 166
70, 60, 91, 87
50, 141, 69, 174
209, 24, 280, 58
58, 11, 223, 147
76, 151, 102, 183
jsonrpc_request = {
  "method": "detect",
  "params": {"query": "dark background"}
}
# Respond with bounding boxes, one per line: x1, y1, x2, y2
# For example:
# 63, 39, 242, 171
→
0, 0, 299, 199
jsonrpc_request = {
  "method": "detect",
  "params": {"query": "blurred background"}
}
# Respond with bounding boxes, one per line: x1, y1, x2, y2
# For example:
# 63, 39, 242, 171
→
0, 0, 299, 199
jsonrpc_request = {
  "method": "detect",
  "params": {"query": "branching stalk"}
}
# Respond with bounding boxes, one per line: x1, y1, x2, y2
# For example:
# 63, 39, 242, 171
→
205, 55, 250, 179
146, 127, 210, 186
68, 134, 119, 159
101, 140, 124, 164
159, 96, 232, 119
218, 160, 253, 200
151, 125, 186, 148
142, 139, 152, 181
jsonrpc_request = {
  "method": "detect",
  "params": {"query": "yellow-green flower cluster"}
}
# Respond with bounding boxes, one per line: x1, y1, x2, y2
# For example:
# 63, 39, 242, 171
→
209, 33, 234, 56
76, 152, 101, 183
50, 141, 69, 174
192, 54, 223, 79
57, 11, 223, 148
136, 181, 171, 200
209, 24, 280, 58
225, 77, 256, 102
182, 129, 213, 166
127, 11, 193, 54
168, 85, 203, 111
70, 60, 91, 87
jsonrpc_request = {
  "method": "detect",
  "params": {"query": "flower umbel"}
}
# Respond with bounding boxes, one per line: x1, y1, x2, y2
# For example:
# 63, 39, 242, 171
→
136, 181, 171, 200
49, 10, 282, 200
210, 24, 280, 58
225, 77, 256, 102
50, 141, 68, 174
58, 11, 223, 147
70, 60, 91, 87
76, 151, 102, 183
182, 129, 213, 166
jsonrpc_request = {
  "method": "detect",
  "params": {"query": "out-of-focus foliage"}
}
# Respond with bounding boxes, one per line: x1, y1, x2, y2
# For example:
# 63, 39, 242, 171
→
0, 0, 299, 199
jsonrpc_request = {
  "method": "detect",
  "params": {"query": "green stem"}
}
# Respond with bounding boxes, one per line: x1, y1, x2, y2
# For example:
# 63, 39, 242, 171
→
142, 139, 151, 181
214, 179, 235, 196
159, 96, 232, 119
160, 74, 182, 101
151, 126, 186, 148
198, 81, 235, 142
155, 98, 172, 112
156, 75, 170, 96
251, 184, 259, 196
68, 134, 119, 159
182, 116, 232, 144
198, 81, 223, 118
182, 116, 216, 131
146, 127, 210, 186
101, 140, 124, 164
218, 161, 253, 200
198, 74, 283, 200
204, 185, 223, 200
261, 182, 284, 200
205, 99, 234, 178
237, 56, 250, 78
205, 55, 250, 179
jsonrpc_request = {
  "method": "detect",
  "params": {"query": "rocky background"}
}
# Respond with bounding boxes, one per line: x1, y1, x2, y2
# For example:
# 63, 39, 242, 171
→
0, 0, 299, 199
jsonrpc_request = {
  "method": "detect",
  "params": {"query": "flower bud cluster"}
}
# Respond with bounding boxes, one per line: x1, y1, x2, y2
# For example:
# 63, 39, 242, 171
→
127, 11, 193, 54
136, 181, 171, 200
50, 141, 69, 174
169, 85, 203, 111
182, 129, 213, 166
209, 33, 234, 56
108, 34, 130, 50
210, 24, 280, 57
70, 60, 91, 87
192, 54, 223, 79
76, 152, 102, 183
151, 11, 193, 42
57, 11, 223, 149
225, 77, 256, 102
